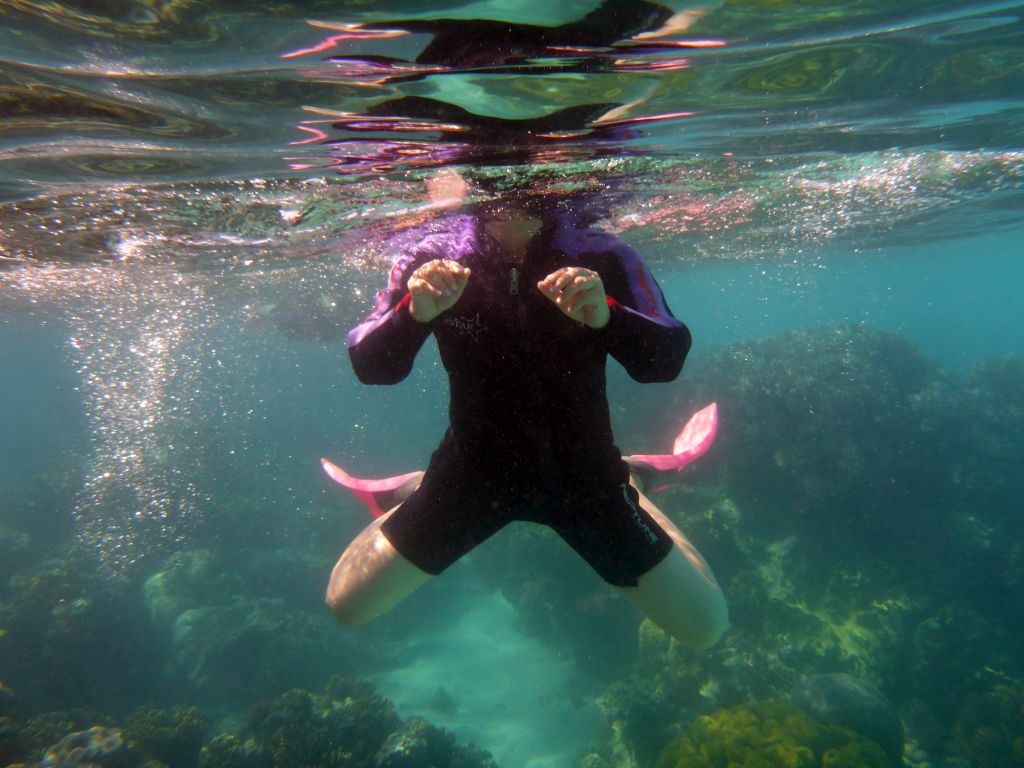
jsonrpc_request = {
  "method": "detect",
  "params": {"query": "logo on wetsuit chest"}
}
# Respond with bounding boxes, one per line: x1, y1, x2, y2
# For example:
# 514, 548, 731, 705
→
443, 312, 486, 341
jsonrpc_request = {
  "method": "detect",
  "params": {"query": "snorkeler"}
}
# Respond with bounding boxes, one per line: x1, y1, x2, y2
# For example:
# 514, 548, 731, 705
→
325, 192, 728, 650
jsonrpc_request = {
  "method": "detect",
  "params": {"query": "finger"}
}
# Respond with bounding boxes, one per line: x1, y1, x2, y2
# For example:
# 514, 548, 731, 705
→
418, 262, 453, 294
410, 277, 445, 299
552, 270, 581, 292
442, 262, 472, 293
565, 285, 599, 315
432, 268, 467, 296
559, 276, 594, 302
539, 267, 572, 290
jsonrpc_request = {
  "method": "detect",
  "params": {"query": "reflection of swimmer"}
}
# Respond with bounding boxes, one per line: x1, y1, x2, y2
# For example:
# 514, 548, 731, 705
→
324, 191, 728, 650
295, 2, 720, 173
350, 0, 712, 74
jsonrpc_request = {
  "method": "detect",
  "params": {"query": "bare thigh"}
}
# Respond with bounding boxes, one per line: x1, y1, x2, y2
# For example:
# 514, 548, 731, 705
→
615, 484, 728, 649
325, 508, 432, 626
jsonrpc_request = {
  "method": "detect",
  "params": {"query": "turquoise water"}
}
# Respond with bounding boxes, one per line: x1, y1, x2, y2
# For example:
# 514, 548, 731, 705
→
2, 2, 1023, 767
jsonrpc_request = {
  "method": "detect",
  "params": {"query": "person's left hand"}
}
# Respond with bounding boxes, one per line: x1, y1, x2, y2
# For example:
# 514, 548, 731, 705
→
537, 267, 610, 329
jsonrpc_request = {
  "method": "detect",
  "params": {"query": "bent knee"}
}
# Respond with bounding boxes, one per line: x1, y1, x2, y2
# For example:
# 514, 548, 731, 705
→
687, 588, 729, 649
325, 587, 370, 627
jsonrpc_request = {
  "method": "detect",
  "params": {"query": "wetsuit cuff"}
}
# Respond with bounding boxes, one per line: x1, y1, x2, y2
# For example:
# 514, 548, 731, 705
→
599, 296, 626, 336
391, 292, 433, 337
395, 293, 429, 326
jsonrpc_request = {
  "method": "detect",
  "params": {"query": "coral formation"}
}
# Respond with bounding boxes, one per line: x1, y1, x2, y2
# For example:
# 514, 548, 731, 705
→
193, 676, 497, 768
0, 548, 161, 713
1, 714, 26, 767
166, 597, 358, 707
5, 323, 1023, 768
243, 676, 401, 767
22, 711, 106, 760
197, 734, 272, 768
123, 705, 209, 768
31, 726, 155, 768
655, 700, 896, 768
584, 330, 1024, 767
790, 674, 903, 761
952, 681, 1024, 767
142, 549, 242, 631
374, 718, 498, 768
678, 324, 962, 565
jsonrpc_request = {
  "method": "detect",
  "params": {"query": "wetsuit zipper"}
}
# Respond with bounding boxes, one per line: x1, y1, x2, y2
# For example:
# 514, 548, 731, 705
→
509, 266, 519, 295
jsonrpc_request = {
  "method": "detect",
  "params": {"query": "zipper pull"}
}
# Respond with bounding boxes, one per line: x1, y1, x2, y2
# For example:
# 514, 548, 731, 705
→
509, 266, 519, 295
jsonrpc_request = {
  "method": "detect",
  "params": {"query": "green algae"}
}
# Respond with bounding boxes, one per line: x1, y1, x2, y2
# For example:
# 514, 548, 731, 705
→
655, 700, 896, 768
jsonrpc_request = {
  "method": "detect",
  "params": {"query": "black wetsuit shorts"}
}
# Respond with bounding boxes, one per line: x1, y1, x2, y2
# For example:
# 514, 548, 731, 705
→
379, 450, 674, 588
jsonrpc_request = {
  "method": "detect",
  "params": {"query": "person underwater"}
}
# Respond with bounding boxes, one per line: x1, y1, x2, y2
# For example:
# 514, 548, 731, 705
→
323, 188, 728, 650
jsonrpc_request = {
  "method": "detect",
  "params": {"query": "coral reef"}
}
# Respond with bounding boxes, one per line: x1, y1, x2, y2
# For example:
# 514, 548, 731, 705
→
0, 548, 161, 713
22, 711, 107, 759
5, 324, 1023, 768
197, 734, 272, 768
142, 549, 242, 631
584, 330, 1024, 767
166, 596, 359, 707
193, 676, 497, 768
243, 676, 401, 767
123, 705, 209, 768
677, 324, 964, 568
30, 726, 156, 768
7, 680, 496, 768
374, 718, 497, 768
655, 700, 896, 768
0, 523, 32, 587
790, 674, 903, 761
951, 680, 1024, 767
1, 715, 27, 767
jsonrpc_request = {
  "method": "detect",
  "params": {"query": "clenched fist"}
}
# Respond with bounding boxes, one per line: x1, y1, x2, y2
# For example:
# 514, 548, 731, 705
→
407, 259, 471, 323
537, 267, 610, 329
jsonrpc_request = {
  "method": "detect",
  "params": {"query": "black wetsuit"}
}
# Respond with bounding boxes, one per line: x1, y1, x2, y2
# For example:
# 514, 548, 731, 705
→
347, 209, 690, 585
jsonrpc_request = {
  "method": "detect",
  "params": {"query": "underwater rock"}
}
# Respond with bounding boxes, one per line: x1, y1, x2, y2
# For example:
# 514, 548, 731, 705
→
1, 715, 27, 766
373, 718, 497, 768
655, 700, 897, 768
906, 605, 1011, 726
201, 676, 497, 768
142, 549, 242, 631
952, 680, 1024, 767
23, 711, 107, 760
123, 705, 209, 768
0, 550, 161, 713
678, 324, 965, 568
196, 734, 271, 768
790, 673, 904, 760
167, 597, 358, 707
35, 726, 154, 767
0, 681, 15, 718
244, 676, 401, 767
0, 523, 32, 582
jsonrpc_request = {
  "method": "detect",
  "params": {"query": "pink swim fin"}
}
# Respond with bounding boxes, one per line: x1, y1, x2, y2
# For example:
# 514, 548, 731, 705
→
625, 402, 718, 472
320, 458, 423, 518
323, 402, 718, 516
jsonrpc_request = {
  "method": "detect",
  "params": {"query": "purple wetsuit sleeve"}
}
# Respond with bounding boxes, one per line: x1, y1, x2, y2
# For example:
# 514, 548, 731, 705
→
347, 253, 433, 384
599, 241, 691, 382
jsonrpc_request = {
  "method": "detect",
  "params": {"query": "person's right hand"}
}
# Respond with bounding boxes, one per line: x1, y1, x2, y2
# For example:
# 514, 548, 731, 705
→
407, 259, 471, 323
